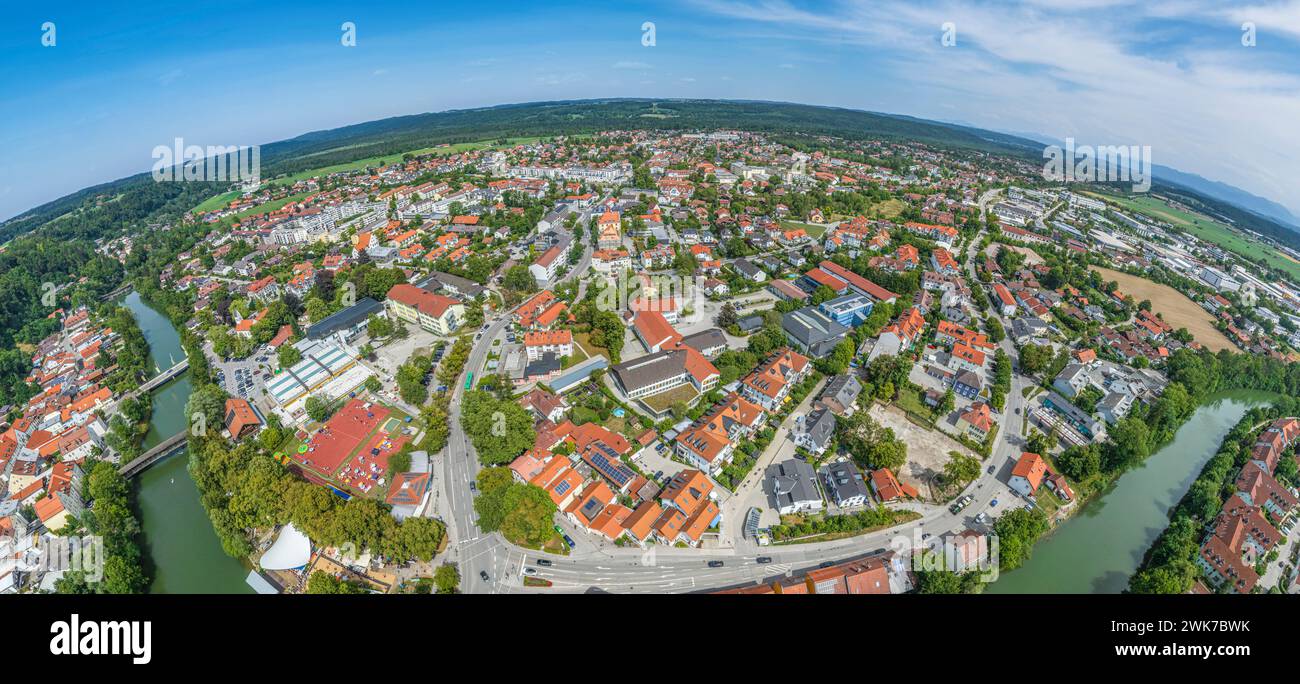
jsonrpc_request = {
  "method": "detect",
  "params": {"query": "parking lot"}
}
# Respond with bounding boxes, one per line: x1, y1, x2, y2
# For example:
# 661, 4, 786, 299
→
630, 440, 681, 487
207, 341, 273, 405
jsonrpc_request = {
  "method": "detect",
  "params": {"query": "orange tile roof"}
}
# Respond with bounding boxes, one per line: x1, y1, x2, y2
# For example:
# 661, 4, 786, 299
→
633, 311, 680, 350
960, 402, 993, 433
817, 260, 899, 302
871, 468, 910, 501
1011, 452, 1047, 492
523, 330, 573, 347
386, 283, 460, 318
622, 500, 663, 541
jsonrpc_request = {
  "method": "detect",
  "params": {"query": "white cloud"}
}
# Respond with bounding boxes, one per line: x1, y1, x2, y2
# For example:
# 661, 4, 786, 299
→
613, 60, 654, 70
535, 72, 587, 86
691, 0, 1300, 214
1217, 1, 1300, 40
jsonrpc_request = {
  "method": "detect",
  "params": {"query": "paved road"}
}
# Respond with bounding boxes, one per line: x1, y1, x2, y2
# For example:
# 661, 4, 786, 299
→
434, 189, 1036, 593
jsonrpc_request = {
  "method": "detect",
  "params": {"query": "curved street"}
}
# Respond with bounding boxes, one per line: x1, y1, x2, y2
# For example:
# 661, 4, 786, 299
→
439, 189, 1032, 593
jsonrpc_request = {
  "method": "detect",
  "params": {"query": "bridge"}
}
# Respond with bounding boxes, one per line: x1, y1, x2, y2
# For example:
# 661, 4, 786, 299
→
102, 282, 134, 301
139, 358, 190, 392
119, 431, 188, 478
116, 359, 191, 405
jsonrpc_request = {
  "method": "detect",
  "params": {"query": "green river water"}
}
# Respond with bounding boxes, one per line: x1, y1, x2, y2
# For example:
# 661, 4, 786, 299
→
123, 291, 251, 594
121, 291, 1275, 594
987, 389, 1277, 593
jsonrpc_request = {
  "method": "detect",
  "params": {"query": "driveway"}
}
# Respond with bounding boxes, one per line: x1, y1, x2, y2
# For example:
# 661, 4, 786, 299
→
719, 376, 827, 547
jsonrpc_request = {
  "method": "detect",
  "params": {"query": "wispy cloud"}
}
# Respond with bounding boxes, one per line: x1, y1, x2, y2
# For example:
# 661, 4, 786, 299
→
158, 69, 184, 86
535, 72, 588, 86
691, 0, 1300, 214
613, 60, 654, 70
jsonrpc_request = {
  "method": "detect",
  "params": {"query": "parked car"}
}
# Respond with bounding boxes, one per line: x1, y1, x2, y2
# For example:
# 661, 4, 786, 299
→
563, 535, 576, 548
990, 498, 999, 507
987, 465, 996, 474
469, 482, 477, 493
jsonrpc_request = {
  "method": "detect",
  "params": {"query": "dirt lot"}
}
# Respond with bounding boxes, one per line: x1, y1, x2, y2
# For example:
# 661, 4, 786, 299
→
1091, 266, 1237, 352
869, 404, 976, 502
984, 243, 1043, 266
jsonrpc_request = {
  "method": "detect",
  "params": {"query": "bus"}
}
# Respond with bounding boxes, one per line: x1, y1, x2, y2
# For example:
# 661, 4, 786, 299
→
464, 372, 473, 391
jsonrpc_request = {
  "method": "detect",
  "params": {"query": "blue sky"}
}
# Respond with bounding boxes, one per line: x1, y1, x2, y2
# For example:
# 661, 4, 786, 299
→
3, 0, 1300, 222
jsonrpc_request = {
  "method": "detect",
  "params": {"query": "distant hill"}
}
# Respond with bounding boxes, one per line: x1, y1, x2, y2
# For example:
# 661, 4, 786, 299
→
4, 98, 1296, 248
1149, 166, 1299, 230
992, 130, 1300, 234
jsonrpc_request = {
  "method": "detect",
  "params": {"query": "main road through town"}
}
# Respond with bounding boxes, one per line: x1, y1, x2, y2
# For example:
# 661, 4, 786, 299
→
437, 192, 1029, 593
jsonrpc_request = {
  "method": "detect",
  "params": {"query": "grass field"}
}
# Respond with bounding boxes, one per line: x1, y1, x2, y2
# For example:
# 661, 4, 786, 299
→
1083, 190, 1300, 282
572, 330, 610, 361
189, 136, 544, 214
1091, 266, 1237, 352
192, 190, 242, 213
871, 198, 907, 220
271, 136, 543, 185
780, 219, 828, 238
221, 191, 315, 225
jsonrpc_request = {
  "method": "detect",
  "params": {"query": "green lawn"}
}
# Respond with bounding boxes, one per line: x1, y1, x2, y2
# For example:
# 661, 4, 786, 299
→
893, 386, 938, 427
640, 383, 701, 413
1083, 190, 1300, 281
270, 136, 543, 185
780, 219, 828, 238
871, 198, 907, 220
188, 136, 544, 214
192, 190, 242, 213
1034, 486, 1064, 519
571, 331, 610, 361
208, 190, 316, 227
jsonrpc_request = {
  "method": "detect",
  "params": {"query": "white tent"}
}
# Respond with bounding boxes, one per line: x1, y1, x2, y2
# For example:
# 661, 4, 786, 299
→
259, 523, 312, 570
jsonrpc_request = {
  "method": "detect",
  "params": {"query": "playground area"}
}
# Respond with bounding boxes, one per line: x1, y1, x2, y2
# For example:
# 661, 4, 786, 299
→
339, 431, 411, 495
283, 398, 415, 496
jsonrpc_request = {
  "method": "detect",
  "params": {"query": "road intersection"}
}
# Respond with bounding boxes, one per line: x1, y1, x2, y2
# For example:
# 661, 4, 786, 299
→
436, 191, 1032, 593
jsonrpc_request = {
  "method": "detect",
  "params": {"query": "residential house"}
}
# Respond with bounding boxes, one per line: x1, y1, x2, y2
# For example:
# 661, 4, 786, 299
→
766, 459, 824, 514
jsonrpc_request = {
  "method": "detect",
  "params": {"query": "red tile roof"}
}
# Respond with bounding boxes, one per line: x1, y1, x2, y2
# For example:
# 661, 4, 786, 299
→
386, 283, 460, 317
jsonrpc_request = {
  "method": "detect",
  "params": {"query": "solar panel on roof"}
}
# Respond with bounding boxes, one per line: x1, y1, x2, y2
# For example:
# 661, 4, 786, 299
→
588, 445, 633, 487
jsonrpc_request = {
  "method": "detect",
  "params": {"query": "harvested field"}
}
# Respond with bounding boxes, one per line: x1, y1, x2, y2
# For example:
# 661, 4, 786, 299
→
1091, 266, 1237, 352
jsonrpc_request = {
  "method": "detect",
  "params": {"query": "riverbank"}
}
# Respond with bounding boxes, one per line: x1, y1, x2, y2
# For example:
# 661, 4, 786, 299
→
986, 390, 1277, 593
1129, 395, 1300, 594
120, 291, 253, 594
